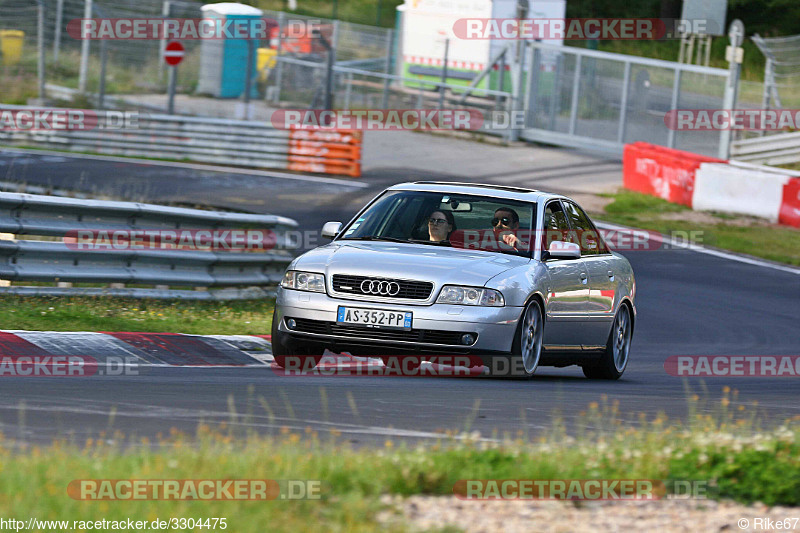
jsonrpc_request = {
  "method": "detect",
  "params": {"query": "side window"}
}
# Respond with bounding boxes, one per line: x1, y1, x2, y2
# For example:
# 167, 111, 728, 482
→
542, 201, 570, 251
563, 201, 605, 255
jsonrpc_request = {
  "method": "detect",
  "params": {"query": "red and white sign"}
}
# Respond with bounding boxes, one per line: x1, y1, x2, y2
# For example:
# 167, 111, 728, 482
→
164, 41, 185, 66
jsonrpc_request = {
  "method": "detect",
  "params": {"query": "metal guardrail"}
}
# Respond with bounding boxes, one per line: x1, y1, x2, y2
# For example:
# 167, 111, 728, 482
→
0, 104, 362, 177
0, 191, 298, 300
730, 132, 800, 166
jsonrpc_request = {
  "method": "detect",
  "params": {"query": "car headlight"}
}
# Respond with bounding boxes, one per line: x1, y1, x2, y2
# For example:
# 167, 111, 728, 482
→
280, 270, 326, 293
436, 285, 504, 306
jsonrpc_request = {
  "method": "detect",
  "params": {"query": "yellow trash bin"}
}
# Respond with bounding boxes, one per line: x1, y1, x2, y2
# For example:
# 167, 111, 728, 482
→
0, 30, 25, 66
257, 48, 277, 81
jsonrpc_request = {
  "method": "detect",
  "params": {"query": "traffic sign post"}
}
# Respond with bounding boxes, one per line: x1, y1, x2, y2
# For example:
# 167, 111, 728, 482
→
164, 41, 185, 115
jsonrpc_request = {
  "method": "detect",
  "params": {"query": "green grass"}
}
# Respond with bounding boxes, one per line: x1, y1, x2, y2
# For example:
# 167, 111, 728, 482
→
0, 296, 274, 334
594, 190, 800, 265
0, 393, 798, 531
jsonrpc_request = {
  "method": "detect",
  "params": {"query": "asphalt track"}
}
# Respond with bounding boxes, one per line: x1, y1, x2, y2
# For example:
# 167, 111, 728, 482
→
0, 148, 798, 446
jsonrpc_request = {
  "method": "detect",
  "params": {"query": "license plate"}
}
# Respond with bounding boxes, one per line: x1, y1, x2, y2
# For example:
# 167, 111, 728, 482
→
336, 306, 413, 330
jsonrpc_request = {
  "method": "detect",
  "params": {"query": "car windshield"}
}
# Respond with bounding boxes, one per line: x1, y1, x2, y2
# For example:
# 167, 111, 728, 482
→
340, 190, 536, 256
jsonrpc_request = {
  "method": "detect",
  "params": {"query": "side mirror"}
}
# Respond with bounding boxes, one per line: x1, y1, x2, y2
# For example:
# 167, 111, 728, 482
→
546, 240, 580, 260
321, 221, 343, 239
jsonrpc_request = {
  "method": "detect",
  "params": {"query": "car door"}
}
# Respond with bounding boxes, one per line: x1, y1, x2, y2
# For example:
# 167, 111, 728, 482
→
562, 200, 616, 348
541, 199, 592, 349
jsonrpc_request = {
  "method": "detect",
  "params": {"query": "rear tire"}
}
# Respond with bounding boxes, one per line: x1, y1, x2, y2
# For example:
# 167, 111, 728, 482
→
583, 304, 632, 380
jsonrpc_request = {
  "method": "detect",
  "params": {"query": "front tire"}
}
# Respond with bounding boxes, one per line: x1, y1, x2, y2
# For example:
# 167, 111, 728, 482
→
508, 299, 544, 378
583, 304, 632, 380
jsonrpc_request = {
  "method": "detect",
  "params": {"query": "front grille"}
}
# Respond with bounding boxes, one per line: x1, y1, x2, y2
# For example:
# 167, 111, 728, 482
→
332, 274, 433, 300
288, 317, 475, 346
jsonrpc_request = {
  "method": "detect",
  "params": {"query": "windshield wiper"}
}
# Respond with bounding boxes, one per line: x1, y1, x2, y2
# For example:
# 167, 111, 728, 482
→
348, 236, 410, 243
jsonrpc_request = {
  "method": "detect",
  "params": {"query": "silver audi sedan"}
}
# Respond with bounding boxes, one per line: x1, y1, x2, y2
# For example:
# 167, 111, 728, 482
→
272, 182, 636, 379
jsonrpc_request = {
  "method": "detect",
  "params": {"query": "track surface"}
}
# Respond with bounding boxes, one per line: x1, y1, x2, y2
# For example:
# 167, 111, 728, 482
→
0, 148, 798, 446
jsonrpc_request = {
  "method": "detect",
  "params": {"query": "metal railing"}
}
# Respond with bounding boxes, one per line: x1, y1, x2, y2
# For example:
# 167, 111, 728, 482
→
730, 131, 800, 166
521, 41, 732, 157
0, 104, 362, 177
0, 191, 298, 299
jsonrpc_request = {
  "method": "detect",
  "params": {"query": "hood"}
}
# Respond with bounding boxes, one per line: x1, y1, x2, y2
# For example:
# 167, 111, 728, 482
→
292, 241, 529, 288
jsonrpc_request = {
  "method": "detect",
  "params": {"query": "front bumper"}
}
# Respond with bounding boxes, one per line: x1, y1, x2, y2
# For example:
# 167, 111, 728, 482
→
275, 287, 523, 353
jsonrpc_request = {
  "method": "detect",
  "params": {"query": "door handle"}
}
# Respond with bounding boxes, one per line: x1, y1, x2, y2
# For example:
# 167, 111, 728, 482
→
580, 272, 587, 283
608, 270, 615, 280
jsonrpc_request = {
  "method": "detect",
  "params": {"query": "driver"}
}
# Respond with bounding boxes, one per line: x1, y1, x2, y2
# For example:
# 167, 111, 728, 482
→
427, 210, 456, 242
491, 207, 528, 251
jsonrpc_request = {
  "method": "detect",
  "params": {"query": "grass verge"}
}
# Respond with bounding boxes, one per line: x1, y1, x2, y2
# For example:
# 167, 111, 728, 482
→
0, 393, 798, 531
0, 296, 274, 335
592, 190, 800, 266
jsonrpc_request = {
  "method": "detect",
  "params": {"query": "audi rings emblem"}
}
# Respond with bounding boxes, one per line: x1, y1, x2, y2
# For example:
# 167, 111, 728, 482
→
360, 279, 401, 296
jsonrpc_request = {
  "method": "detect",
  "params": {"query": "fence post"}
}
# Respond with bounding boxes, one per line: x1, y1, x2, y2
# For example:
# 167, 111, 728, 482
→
159, 0, 172, 80
78, 0, 92, 93
617, 61, 631, 144
524, 42, 540, 129
98, 39, 108, 109
53, 0, 64, 63
568, 54, 581, 135
344, 73, 353, 109
719, 19, 744, 159
759, 58, 774, 137
509, 40, 526, 142
381, 29, 394, 109
439, 38, 449, 110
667, 67, 681, 149
271, 12, 286, 103
242, 39, 254, 117
37, 0, 45, 101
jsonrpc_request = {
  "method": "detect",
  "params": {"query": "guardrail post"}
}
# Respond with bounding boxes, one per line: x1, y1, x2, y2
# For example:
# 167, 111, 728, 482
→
78, 0, 92, 94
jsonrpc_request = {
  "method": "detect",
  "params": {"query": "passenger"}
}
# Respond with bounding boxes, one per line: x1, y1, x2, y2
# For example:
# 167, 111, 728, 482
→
427, 210, 456, 242
491, 207, 528, 251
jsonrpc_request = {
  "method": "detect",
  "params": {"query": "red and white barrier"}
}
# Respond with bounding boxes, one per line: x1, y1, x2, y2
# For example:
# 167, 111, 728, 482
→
622, 142, 724, 208
622, 143, 800, 227
693, 163, 791, 222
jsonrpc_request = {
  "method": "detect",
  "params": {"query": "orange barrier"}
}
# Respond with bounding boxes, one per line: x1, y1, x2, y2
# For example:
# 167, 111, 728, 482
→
622, 142, 724, 208
287, 128, 362, 177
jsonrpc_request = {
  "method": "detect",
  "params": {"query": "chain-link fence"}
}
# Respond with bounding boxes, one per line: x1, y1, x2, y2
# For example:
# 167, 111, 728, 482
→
0, 0, 42, 104
0, 0, 395, 108
752, 33, 800, 111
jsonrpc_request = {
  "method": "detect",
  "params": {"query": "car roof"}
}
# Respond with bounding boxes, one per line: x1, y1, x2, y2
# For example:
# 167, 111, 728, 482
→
388, 181, 567, 203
